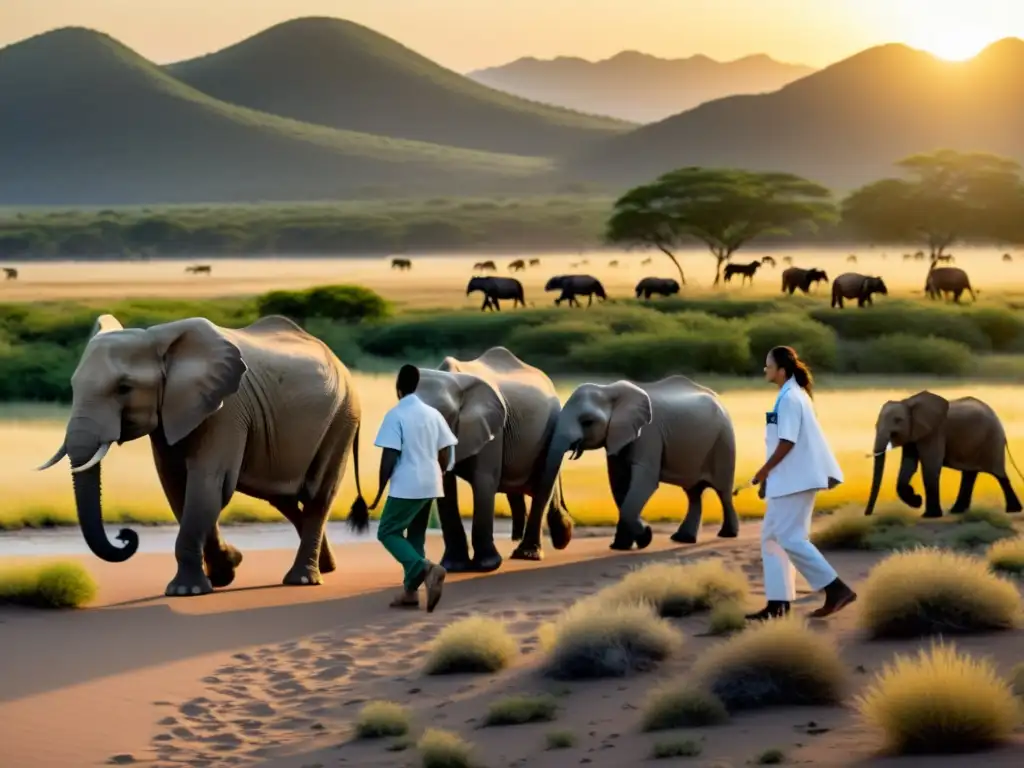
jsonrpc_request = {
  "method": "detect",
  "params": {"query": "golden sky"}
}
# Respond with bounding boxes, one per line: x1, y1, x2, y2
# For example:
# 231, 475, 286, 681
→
3, 0, 1020, 70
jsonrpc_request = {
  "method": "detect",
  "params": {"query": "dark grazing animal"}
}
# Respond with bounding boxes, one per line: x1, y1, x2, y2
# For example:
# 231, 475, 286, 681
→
466, 276, 525, 311
760, 256, 776, 267
723, 260, 762, 285
2, 267, 17, 280
925, 266, 975, 303
635, 277, 680, 300
781, 267, 828, 295
473, 260, 498, 272
1003, 253, 1014, 263
934, 253, 955, 263
528, 258, 541, 266
545, 275, 606, 307
508, 259, 526, 272
831, 272, 888, 308
391, 258, 412, 270
185, 264, 211, 275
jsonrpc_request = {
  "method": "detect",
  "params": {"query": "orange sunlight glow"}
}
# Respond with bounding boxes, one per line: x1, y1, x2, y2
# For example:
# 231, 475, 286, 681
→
904, 17, 1000, 61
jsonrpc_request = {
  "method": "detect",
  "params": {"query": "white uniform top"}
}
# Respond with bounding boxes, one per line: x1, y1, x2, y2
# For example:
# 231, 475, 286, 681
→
764, 377, 843, 499
374, 393, 458, 500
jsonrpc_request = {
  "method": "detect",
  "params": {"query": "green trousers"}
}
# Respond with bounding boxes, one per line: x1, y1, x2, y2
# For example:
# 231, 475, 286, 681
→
377, 497, 434, 591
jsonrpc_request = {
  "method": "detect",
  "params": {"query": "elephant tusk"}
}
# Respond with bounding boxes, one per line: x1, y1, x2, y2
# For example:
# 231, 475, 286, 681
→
70, 442, 112, 474
865, 441, 894, 458
36, 442, 68, 471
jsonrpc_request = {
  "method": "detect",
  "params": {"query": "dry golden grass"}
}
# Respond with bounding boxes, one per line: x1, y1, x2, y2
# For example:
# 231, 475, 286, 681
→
540, 599, 683, 680
7, 380, 1024, 531
988, 537, 1024, 576
810, 505, 920, 550
423, 616, 519, 675
0, 561, 97, 608
856, 642, 1021, 755
595, 558, 749, 617
691, 616, 848, 711
858, 547, 1023, 638
641, 684, 730, 731
354, 701, 411, 739
417, 728, 476, 768
483, 694, 558, 726
707, 602, 748, 635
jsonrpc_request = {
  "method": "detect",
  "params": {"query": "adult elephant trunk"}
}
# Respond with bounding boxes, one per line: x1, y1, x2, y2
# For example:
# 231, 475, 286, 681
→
537, 425, 580, 542
66, 427, 139, 563
864, 452, 886, 516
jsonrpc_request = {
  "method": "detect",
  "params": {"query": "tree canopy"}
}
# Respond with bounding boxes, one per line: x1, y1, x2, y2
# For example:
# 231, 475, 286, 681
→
606, 167, 835, 285
841, 150, 1024, 260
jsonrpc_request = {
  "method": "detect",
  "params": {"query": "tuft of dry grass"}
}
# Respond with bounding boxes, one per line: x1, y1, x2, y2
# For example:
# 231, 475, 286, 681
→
483, 694, 558, 726
947, 521, 1016, 551
691, 616, 848, 711
856, 641, 1021, 754
755, 747, 786, 764
811, 506, 918, 551
958, 507, 1015, 530
595, 558, 749, 617
857, 547, 1022, 638
0, 561, 97, 608
641, 684, 729, 731
545, 728, 576, 749
541, 599, 683, 680
1011, 663, 1024, 697
651, 738, 702, 759
423, 616, 519, 675
354, 701, 411, 739
707, 602, 747, 635
417, 728, 475, 768
987, 537, 1024, 575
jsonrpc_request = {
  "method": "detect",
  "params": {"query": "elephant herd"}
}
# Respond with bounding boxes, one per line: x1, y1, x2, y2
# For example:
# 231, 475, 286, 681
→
36, 312, 1023, 599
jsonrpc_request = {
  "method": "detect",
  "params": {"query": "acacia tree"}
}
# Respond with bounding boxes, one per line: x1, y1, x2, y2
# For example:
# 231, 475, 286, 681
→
606, 167, 835, 286
841, 150, 1024, 262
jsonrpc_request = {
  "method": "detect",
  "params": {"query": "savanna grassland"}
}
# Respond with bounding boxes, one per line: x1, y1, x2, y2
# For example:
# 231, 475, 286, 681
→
3, 246, 1024, 532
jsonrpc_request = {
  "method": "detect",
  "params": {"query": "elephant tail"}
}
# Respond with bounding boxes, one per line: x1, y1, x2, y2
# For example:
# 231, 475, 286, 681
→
1005, 439, 1024, 486
347, 424, 370, 534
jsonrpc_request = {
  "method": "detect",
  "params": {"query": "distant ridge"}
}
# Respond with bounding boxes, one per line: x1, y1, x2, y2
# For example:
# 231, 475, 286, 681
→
0, 27, 553, 206
564, 39, 1024, 192
469, 50, 816, 122
167, 17, 632, 157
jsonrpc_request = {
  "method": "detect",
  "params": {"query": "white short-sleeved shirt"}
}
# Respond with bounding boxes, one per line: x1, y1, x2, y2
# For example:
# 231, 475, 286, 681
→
374, 393, 458, 500
764, 377, 843, 499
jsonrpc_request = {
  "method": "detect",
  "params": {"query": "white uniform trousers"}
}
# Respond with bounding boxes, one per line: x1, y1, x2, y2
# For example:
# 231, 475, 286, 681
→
761, 489, 837, 601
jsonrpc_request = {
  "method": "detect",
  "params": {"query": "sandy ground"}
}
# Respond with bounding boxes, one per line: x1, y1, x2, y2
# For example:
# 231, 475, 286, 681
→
1, 246, 1023, 306
3, 520, 1024, 767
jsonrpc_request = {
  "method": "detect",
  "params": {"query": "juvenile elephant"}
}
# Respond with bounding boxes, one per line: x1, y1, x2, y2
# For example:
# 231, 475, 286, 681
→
545, 274, 607, 307
864, 391, 1023, 518
538, 376, 740, 551
925, 266, 975, 302
36, 314, 364, 596
634, 277, 680, 300
466, 276, 525, 311
831, 273, 888, 308
382, 348, 573, 572
781, 267, 828, 294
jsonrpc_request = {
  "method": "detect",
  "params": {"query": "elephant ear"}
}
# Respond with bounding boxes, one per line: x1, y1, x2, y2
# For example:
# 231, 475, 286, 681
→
905, 390, 949, 443
606, 381, 654, 456
451, 373, 507, 463
90, 314, 124, 337
147, 318, 248, 446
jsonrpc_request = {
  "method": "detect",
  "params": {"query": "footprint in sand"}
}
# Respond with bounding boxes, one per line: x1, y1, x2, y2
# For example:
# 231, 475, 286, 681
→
312, 664, 348, 681
242, 701, 276, 717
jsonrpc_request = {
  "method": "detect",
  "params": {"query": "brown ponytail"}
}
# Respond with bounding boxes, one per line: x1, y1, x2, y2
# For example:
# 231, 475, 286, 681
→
769, 346, 814, 398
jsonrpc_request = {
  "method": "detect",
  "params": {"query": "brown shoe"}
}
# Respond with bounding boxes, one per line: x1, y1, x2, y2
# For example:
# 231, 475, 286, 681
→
389, 590, 419, 609
808, 579, 857, 618
423, 563, 446, 613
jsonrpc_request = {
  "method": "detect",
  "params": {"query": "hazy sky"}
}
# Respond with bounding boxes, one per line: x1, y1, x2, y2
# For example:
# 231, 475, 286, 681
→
4, 0, 1021, 70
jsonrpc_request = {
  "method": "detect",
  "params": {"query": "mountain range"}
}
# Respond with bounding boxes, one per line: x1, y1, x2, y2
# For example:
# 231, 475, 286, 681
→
2, 16, 1024, 206
468, 51, 816, 123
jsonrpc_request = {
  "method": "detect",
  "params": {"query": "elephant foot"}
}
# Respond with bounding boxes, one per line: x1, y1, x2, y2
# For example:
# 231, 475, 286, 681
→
609, 531, 634, 551
717, 527, 739, 539
1008, 505, 1023, 514
921, 509, 944, 519
948, 504, 968, 515
636, 525, 653, 550
205, 545, 243, 588
471, 550, 503, 572
283, 565, 323, 586
165, 568, 213, 597
319, 541, 338, 574
510, 543, 543, 561
670, 530, 698, 545
440, 554, 473, 573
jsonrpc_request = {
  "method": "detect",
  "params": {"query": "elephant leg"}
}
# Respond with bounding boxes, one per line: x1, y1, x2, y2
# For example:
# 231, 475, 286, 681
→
203, 522, 244, 589
272, 498, 336, 574
949, 471, 977, 515
508, 493, 527, 541
671, 481, 708, 544
438, 470, 473, 573
468, 450, 503, 572
919, 453, 944, 519
166, 471, 227, 597
610, 462, 659, 551
896, 445, 923, 509
607, 453, 633, 549
997, 475, 1023, 513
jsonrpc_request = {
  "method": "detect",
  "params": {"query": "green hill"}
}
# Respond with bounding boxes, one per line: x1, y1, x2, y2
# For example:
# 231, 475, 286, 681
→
0, 27, 553, 206
166, 17, 632, 157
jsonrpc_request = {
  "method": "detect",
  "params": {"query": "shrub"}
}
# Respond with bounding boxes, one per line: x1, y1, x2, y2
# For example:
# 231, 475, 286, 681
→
541, 600, 683, 680
423, 616, 519, 675
745, 314, 838, 371
255, 285, 389, 324
691, 616, 848, 710
504, 321, 603, 360
966, 307, 1024, 351
651, 297, 790, 319
755, 748, 786, 764
811, 506, 916, 550
596, 559, 749, 617
483, 694, 558, 726
987, 537, 1024, 576
810, 302, 990, 350
359, 310, 547, 359
857, 547, 1022, 638
838, 334, 974, 376
959, 507, 1015, 530
641, 685, 729, 731
946, 521, 1015, 551
354, 701, 410, 738
0, 561, 97, 608
856, 642, 1020, 754
651, 738, 702, 759
545, 729, 576, 749
707, 602, 747, 635
417, 728, 475, 768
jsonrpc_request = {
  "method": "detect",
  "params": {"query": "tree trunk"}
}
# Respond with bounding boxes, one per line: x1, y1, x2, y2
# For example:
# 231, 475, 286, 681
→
713, 254, 726, 286
657, 246, 685, 287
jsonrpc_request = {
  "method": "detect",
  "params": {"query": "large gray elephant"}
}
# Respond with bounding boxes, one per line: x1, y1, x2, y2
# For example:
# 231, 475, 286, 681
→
864, 391, 1022, 517
538, 376, 740, 550
36, 314, 364, 596
369, 347, 572, 572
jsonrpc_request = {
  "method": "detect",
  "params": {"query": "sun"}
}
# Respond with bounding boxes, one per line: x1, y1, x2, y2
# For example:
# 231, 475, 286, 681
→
905, 19, 999, 61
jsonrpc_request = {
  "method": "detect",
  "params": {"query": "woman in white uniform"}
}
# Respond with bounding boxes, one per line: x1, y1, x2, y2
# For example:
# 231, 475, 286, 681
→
745, 346, 857, 621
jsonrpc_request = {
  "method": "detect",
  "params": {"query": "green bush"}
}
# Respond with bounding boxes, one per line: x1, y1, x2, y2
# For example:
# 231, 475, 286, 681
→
811, 302, 990, 350
505, 321, 604, 361
966, 307, 1024, 351
255, 285, 389, 324
839, 334, 974, 376
0, 561, 98, 608
0, 343, 82, 401
650, 296, 795, 319
359, 310, 550, 359
745, 314, 838, 371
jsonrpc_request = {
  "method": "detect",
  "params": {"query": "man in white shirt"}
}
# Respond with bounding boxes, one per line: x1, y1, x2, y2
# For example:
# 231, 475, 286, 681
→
369, 365, 458, 612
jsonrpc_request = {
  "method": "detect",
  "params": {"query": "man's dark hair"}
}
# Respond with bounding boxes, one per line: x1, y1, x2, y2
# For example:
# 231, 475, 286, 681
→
396, 364, 420, 396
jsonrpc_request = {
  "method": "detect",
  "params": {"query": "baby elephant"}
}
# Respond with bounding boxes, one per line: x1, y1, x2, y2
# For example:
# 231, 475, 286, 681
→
831, 273, 887, 308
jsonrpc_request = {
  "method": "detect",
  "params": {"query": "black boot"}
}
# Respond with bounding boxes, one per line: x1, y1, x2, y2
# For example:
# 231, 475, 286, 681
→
809, 578, 857, 618
744, 600, 791, 621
